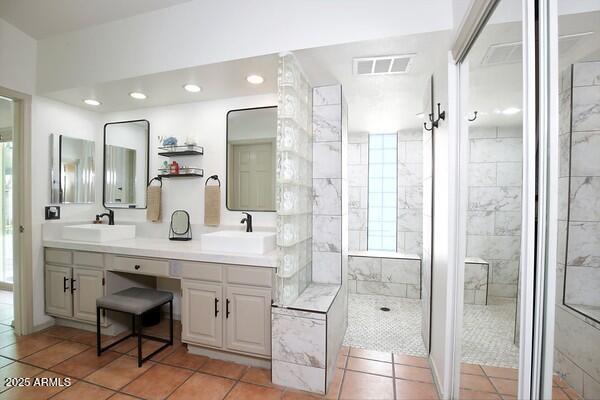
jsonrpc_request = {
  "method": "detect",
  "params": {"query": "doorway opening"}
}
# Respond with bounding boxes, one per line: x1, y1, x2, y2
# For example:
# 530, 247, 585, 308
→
0, 95, 14, 331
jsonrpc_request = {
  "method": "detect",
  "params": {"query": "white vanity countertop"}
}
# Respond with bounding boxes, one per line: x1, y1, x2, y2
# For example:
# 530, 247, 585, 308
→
43, 237, 277, 268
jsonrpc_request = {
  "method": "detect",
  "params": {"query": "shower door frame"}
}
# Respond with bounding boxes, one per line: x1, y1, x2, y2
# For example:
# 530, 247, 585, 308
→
449, 0, 552, 399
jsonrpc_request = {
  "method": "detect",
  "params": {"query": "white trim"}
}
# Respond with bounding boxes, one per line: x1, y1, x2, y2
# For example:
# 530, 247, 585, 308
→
451, 58, 470, 400
452, 0, 500, 62
537, 0, 559, 397
517, 0, 537, 398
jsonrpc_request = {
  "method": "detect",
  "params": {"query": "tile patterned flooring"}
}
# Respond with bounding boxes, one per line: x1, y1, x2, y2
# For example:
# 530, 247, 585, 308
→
0, 320, 439, 400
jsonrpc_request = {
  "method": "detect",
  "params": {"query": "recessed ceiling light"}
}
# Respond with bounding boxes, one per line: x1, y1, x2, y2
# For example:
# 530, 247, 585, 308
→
129, 92, 147, 100
183, 84, 202, 93
502, 107, 521, 115
82, 99, 101, 106
246, 75, 264, 85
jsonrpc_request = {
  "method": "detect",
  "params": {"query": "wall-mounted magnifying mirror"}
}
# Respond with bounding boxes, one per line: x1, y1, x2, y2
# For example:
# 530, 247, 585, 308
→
226, 106, 277, 211
103, 120, 149, 209
50, 134, 96, 204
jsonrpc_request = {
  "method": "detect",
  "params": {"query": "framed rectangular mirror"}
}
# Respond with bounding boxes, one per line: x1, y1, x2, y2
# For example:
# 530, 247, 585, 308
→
226, 106, 277, 211
49, 134, 96, 204
103, 120, 149, 209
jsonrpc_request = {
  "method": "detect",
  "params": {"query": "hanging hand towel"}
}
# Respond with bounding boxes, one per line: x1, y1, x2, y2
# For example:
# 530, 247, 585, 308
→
204, 175, 221, 226
147, 177, 162, 222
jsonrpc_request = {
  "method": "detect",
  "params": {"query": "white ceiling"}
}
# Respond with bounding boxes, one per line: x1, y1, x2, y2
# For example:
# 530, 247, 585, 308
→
0, 0, 192, 39
45, 55, 278, 113
296, 31, 452, 133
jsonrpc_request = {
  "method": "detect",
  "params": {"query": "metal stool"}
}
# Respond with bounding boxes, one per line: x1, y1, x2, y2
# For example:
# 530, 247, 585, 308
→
96, 287, 173, 367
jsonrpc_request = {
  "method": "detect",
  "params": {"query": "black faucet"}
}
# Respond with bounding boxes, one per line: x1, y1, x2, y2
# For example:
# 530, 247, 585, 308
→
96, 209, 115, 225
240, 212, 253, 232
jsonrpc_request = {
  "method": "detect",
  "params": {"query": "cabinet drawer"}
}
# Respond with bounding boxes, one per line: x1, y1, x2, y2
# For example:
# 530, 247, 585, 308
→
226, 266, 273, 288
73, 251, 104, 268
45, 249, 72, 265
179, 261, 223, 282
112, 256, 170, 277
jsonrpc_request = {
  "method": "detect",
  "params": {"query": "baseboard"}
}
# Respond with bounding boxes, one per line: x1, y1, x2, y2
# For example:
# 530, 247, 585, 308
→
187, 344, 271, 368
32, 319, 54, 333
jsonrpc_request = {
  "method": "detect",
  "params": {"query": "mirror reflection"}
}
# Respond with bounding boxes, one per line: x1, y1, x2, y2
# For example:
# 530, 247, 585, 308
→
50, 134, 95, 204
103, 120, 149, 209
226, 107, 277, 211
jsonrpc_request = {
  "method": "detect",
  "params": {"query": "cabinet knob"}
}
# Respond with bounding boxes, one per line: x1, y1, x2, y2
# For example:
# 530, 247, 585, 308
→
134, 264, 141, 270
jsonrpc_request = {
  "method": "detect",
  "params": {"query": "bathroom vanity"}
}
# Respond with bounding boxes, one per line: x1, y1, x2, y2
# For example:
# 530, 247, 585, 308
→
42, 237, 277, 366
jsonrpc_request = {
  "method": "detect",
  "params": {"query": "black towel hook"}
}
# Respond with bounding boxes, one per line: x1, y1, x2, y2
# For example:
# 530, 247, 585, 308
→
424, 103, 446, 131
205, 175, 221, 187
468, 111, 478, 122
148, 176, 162, 187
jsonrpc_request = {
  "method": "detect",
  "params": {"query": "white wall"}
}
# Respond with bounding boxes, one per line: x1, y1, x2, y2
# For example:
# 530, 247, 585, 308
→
31, 96, 102, 326
0, 17, 36, 95
36, 0, 453, 93
102, 93, 278, 228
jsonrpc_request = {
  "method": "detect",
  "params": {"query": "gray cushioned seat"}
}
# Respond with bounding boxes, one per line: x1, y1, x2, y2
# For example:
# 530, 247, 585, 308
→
97, 287, 173, 315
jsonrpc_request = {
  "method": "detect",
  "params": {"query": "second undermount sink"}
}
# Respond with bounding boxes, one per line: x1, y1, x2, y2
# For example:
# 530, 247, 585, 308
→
201, 230, 276, 255
62, 224, 136, 243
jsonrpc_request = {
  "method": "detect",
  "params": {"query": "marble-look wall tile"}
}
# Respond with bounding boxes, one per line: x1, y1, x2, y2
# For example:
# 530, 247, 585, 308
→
469, 187, 521, 211
313, 142, 341, 179
469, 163, 497, 186
313, 215, 341, 252
560, 90, 572, 135
496, 163, 522, 186
398, 162, 423, 186
381, 258, 420, 285
488, 283, 517, 298
470, 138, 523, 163
495, 211, 521, 235
272, 313, 326, 368
397, 209, 422, 232
559, 134, 571, 178
313, 179, 342, 216
570, 131, 600, 176
467, 211, 495, 235
470, 127, 498, 138
405, 141, 422, 163
348, 165, 367, 188
567, 221, 600, 267
464, 263, 488, 290
313, 85, 341, 106
313, 105, 342, 142
356, 280, 407, 297
572, 85, 600, 132
564, 266, 600, 306
272, 360, 325, 394
467, 235, 521, 260
405, 232, 423, 255
569, 177, 600, 222
348, 256, 381, 281
312, 252, 341, 284
573, 61, 600, 87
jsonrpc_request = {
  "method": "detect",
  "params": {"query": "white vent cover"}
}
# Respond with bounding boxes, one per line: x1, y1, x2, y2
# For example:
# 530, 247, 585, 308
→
353, 54, 415, 76
481, 32, 595, 66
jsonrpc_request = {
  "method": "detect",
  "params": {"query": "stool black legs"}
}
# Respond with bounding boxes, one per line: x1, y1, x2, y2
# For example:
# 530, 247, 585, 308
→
96, 299, 174, 367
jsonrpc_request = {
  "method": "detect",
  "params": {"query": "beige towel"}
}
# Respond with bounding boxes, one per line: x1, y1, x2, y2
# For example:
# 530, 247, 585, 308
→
147, 185, 161, 222
204, 185, 221, 226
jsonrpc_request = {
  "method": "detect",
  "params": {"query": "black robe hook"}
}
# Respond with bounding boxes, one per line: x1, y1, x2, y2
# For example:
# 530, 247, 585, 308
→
468, 111, 478, 122
424, 103, 446, 131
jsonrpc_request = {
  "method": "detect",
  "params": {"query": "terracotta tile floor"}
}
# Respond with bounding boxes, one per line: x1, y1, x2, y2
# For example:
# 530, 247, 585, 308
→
0, 320, 580, 400
460, 363, 582, 400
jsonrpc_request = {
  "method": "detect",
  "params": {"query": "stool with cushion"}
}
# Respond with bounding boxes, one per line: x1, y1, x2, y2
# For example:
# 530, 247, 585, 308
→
96, 287, 173, 367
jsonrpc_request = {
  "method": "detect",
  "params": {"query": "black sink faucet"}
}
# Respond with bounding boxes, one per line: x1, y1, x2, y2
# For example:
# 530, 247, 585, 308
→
240, 212, 253, 232
96, 209, 115, 225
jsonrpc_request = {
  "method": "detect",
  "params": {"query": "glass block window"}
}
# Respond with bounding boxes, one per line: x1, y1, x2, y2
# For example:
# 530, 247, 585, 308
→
368, 133, 397, 251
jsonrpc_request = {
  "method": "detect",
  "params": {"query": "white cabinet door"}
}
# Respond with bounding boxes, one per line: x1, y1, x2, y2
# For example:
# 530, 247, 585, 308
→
73, 267, 104, 323
182, 280, 223, 348
45, 265, 73, 318
225, 285, 271, 356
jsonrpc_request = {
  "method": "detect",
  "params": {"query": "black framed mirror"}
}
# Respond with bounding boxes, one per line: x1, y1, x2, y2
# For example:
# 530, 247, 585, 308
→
226, 106, 277, 212
103, 120, 149, 209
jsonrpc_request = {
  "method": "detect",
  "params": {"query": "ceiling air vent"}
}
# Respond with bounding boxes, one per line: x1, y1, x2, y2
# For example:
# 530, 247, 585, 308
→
481, 31, 595, 66
353, 54, 415, 76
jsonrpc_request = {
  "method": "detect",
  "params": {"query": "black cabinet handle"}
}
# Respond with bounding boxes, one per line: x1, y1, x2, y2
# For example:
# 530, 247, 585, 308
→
63, 277, 69, 292
214, 298, 219, 317
134, 265, 141, 270
71, 278, 76, 293
226, 299, 230, 318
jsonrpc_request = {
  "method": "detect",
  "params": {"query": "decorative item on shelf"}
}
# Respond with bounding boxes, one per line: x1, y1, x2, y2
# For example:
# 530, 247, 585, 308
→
162, 136, 178, 147
147, 177, 162, 222
204, 175, 221, 226
169, 210, 192, 241
169, 160, 180, 175
424, 103, 446, 131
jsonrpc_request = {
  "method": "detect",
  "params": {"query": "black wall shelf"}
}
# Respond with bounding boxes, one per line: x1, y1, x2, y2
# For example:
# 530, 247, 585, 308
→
158, 145, 204, 157
159, 171, 204, 178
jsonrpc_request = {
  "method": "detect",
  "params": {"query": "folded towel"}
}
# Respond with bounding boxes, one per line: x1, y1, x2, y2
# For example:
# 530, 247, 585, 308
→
204, 185, 220, 226
147, 185, 161, 222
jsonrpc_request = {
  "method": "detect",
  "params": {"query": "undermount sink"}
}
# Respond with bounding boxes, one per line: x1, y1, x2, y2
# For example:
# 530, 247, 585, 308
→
62, 224, 136, 243
201, 230, 276, 255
